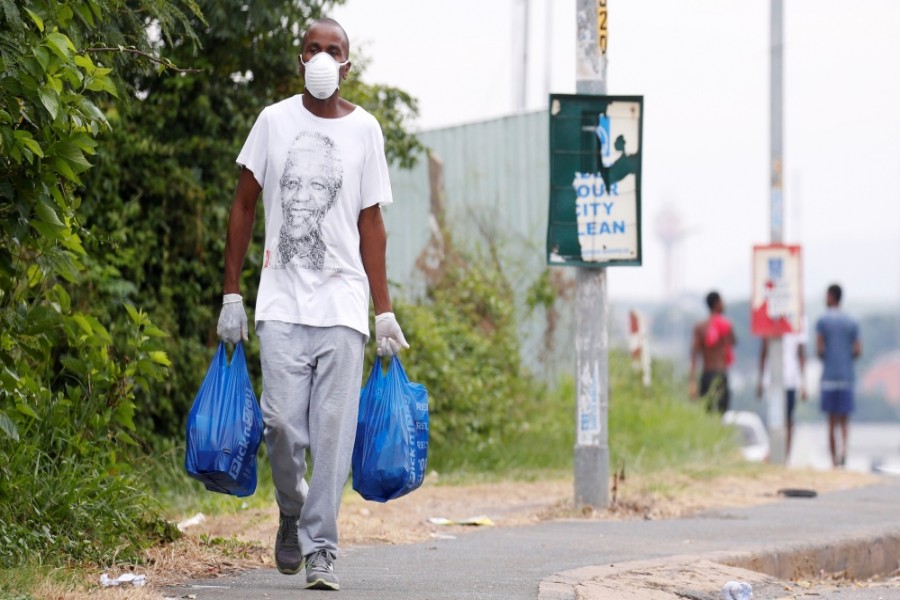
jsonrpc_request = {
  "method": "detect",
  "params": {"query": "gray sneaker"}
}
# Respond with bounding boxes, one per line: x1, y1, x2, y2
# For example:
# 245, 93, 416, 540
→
304, 549, 339, 590
274, 513, 302, 575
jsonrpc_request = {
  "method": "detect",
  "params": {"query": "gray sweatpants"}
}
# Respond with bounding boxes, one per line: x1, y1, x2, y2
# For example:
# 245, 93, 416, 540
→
256, 320, 365, 559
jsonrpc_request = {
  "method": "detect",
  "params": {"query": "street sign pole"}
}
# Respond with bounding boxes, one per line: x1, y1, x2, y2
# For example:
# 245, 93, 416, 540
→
768, 0, 787, 465
574, 0, 609, 508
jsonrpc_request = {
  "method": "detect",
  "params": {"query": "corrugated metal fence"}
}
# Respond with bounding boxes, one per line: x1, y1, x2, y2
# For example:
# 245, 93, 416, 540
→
383, 111, 576, 378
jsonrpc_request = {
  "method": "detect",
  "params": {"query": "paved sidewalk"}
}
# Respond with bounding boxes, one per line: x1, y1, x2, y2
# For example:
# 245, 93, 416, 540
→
169, 478, 900, 599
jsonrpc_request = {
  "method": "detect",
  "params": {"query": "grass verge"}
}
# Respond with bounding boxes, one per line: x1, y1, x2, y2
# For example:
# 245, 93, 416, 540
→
431, 353, 744, 482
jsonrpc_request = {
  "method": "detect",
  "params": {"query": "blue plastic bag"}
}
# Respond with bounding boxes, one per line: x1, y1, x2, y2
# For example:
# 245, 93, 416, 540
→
352, 356, 429, 503
185, 342, 264, 497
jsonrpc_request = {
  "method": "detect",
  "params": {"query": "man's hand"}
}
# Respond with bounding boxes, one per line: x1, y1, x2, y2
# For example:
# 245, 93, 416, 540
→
688, 379, 698, 400
375, 312, 409, 357
217, 294, 248, 344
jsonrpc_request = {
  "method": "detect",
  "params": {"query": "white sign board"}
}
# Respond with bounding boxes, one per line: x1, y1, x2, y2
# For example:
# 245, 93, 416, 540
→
751, 244, 803, 336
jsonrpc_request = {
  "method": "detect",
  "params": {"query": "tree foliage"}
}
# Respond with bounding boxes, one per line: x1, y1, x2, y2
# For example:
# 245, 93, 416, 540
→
0, 0, 199, 567
1, 0, 424, 568
389, 242, 536, 469
80, 0, 423, 436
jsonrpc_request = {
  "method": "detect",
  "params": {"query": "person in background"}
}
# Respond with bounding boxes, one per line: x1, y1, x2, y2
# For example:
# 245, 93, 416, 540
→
690, 291, 736, 413
816, 283, 861, 468
216, 17, 408, 590
756, 319, 807, 460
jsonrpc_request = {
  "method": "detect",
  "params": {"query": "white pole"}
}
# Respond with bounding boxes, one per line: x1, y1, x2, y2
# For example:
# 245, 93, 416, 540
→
768, 0, 787, 465
514, 0, 530, 111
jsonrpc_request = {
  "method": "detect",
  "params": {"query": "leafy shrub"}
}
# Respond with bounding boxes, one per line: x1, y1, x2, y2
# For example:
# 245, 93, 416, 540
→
383, 249, 737, 477
0, 0, 197, 568
78, 0, 423, 439
607, 354, 740, 474
383, 246, 538, 472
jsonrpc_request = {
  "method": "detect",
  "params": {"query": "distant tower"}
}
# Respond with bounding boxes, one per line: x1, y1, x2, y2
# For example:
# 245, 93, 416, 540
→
655, 205, 690, 300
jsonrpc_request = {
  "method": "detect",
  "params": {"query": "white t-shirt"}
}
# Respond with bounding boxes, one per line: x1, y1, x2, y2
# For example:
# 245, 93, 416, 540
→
236, 95, 393, 337
780, 328, 806, 389
763, 320, 807, 390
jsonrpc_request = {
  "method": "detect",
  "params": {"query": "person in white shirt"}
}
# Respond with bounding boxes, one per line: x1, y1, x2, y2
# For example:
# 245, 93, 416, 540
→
756, 322, 807, 460
216, 17, 408, 591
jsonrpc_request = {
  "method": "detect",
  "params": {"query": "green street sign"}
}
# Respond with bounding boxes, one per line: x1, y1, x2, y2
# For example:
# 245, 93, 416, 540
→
547, 94, 643, 268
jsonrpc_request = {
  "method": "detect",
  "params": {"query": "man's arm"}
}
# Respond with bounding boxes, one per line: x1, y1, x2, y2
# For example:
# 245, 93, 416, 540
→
223, 168, 261, 295
797, 341, 808, 400
358, 204, 391, 315
852, 339, 861, 359
359, 205, 409, 356
689, 327, 699, 378
689, 326, 700, 398
816, 333, 825, 359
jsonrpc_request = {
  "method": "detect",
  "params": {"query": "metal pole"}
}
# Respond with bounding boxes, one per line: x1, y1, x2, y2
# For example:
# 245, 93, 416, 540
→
514, 0, 530, 111
543, 0, 553, 103
768, 0, 787, 465
574, 0, 609, 508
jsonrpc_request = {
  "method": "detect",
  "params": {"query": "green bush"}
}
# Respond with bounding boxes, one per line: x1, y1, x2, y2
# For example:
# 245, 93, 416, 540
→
387, 249, 537, 473
391, 253, 737, 477
0, 0, 422, 574
79, 0, 423, 440
0, 0, 198, 568
607, 355, 740, 474
405, 346, 739, 481
358, 240, 740, 480
0, 297, 179, 568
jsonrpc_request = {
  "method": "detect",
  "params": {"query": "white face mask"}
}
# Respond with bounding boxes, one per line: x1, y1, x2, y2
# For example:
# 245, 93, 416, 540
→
301, 52, 349, 100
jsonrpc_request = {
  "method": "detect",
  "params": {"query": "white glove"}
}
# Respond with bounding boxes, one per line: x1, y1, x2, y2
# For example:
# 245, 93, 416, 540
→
217, 294, 248, 344
374, 312, 409, 357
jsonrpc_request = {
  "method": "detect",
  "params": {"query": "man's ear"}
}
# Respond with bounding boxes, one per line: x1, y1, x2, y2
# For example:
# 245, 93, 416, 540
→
297, 54, 304, 76
341, 61, 352, 80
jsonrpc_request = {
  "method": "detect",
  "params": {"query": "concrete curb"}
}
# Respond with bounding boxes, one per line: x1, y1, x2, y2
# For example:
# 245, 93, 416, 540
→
539, 556, 784, 600
720, 530, 900, 581
539, 529, 900, 600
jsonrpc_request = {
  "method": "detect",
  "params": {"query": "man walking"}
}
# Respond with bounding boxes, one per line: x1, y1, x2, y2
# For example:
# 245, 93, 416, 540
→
690, 291, 736, 413
216, 17, 408, 590
816, 284, 861, 468
756, 320, 807, 459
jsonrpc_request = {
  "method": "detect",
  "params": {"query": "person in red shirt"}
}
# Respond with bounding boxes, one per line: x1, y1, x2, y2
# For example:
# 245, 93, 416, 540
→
690, 291, 736, 413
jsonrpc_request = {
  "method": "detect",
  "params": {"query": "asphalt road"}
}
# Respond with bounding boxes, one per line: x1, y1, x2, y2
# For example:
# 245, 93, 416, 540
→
166, 477, 900, 599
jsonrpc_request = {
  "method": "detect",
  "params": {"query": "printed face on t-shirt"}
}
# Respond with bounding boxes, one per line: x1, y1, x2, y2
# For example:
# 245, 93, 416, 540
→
275, 131, 343, 270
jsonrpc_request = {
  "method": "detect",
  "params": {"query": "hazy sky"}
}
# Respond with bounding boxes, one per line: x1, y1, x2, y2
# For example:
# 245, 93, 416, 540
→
332, 0, 900, 308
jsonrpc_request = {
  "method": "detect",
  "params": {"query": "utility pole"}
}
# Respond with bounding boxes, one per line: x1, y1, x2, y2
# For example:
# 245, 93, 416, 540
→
514, 0, 530, 111
574, 0, 609, 508
768, 0, 787, 465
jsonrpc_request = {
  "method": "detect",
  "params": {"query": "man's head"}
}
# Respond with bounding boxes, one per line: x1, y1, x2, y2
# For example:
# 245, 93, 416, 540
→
827, 283, 842, 307
279, 131, 343, 240
298, 18, 351, 98
706, 291, 723, 314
